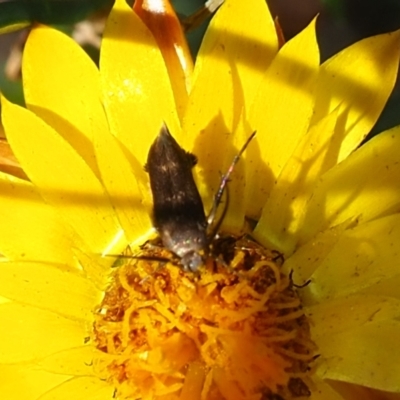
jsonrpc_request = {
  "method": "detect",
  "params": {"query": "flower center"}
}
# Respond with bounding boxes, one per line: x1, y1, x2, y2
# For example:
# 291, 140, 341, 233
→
92, 235, 316, 399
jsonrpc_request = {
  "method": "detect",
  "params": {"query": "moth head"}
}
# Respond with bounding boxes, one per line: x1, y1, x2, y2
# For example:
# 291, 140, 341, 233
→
180, 250, 204, 272
160, 223, 208, 271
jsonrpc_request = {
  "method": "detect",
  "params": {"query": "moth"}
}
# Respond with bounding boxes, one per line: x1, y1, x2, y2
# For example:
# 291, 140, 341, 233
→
146, 124, 255, 271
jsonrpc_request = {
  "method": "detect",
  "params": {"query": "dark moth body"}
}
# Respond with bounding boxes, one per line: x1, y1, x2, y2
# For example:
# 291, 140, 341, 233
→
146, 125, 208, 270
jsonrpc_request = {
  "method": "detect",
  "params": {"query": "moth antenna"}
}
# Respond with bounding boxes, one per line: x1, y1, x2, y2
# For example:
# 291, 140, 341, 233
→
181, 0, 224, 32
208, 178, 230, 241
207, 131, 256, 226
101, 254, 170, 264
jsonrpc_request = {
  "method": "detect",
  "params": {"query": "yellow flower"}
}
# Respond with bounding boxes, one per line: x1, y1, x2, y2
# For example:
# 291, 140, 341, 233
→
1, 0, 400, 399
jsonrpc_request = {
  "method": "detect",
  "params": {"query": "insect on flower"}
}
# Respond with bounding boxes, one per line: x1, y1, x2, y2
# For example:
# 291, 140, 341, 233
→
146, 124, 255, 271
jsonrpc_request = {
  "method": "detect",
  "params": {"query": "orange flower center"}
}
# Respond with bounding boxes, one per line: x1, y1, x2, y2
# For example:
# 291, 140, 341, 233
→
92, 236, 316, 399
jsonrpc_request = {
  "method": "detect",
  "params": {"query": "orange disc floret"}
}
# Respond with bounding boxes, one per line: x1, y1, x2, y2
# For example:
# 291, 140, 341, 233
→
93, 236, 316, 400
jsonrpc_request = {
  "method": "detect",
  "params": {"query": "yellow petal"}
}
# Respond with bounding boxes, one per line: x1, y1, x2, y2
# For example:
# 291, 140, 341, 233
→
2, 96, 126, 254
0, 22, 30, 35
39, 346, 96, 376
198, 0, 278, 111
0, 296, 10, 305
360, 270, 400, 301
311, 30, 400, 161
184, 0, 278, 213
0, 363, 69, 400
0, 262, 101, 321
310, 379, 347, 400
72, 248, 110, 290
36, 376, 113, 400
93, 128, 152, 243
182, 57, 234, 211
23, 25, 109, 175
100, 0, 180, 165
328, 381, 400, 400
316, 320, 400, 392
0, 172, 75, 265
300, 214, 400, 305
298, 127, 400, 244
134, 0, 193, 118
307, 294, 400, 339
0, 302, 86, 363
283, 218, 355, 284
217, 118, 256, 232
247, 18, 319, 217
254, 109, 338, 253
